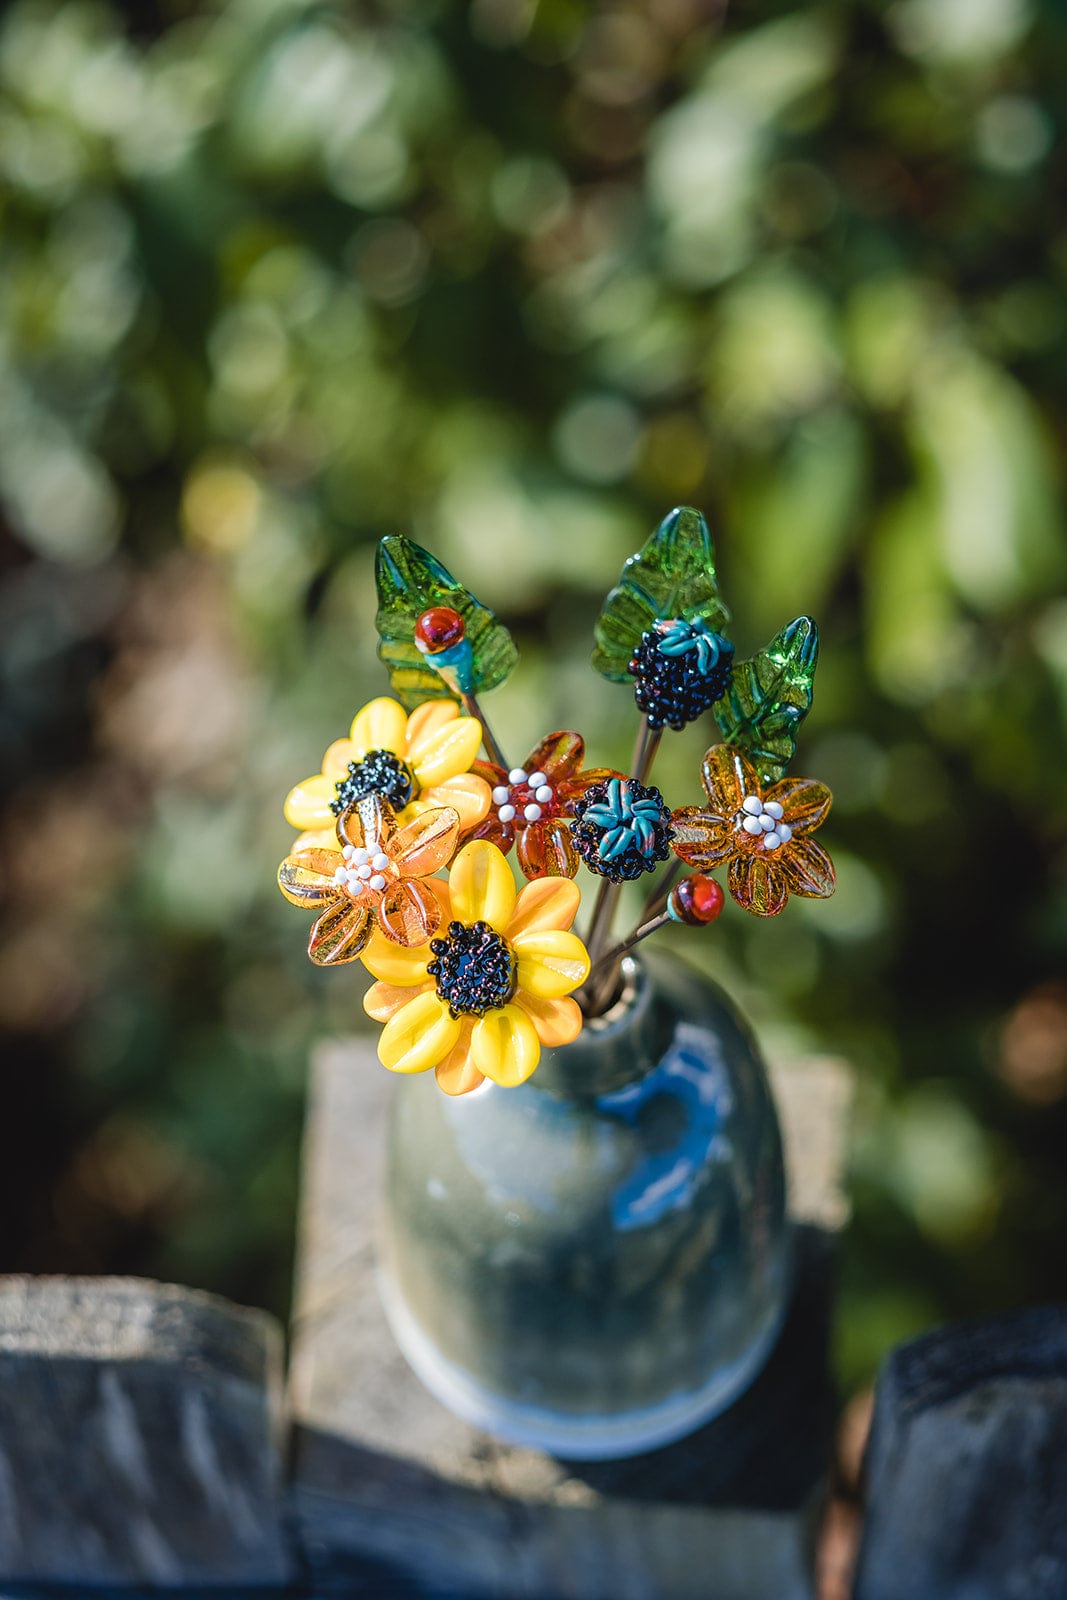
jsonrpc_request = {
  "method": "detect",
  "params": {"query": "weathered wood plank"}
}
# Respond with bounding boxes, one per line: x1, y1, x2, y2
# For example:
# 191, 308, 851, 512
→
296, 1425, 814, 1600
0, 1277, 292, 1589
854, 1306, 1067, 1600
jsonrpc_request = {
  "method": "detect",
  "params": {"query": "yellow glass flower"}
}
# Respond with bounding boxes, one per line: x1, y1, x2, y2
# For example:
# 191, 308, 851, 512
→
277, 793, 460, 963
361, 840, 590, 1097
671, 745, 835, 917
284, 696, 491, 843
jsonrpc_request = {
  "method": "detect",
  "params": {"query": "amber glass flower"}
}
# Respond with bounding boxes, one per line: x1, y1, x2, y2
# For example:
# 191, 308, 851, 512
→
283, 696, 491, 840
471, 731, 620, 879
277, 793, 460, 963
671, 745, 835, 917
361, 840, 590, 1096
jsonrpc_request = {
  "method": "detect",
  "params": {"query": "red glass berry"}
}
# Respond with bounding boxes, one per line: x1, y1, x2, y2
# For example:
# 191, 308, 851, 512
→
669, 873, 725, 926
414, 606, 466, 654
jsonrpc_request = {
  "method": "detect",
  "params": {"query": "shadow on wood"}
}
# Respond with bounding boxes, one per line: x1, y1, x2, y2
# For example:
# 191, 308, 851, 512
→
293, 1425, 815, 1600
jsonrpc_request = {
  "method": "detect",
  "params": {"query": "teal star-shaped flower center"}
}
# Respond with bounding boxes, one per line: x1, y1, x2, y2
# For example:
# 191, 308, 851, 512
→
582, 777, 667, 862
655, 617, 726, 674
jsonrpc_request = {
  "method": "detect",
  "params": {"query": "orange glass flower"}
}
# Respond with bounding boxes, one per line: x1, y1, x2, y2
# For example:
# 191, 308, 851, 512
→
471, 731, 621, 879
360, 840, 590, 1097
277, 793, 460, 964
671, 745, 835, 917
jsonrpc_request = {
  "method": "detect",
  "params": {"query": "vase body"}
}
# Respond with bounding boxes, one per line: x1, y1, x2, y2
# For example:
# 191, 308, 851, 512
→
379, 950, 790, 1459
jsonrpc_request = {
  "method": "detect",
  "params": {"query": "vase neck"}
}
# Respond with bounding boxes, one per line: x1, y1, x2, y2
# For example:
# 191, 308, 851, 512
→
530, 956, 674, 1099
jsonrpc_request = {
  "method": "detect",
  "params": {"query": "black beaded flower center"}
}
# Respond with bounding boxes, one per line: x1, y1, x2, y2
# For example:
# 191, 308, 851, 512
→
427, 920, 517, 1019
629, 619, 735, 732
331, 749, 416, 815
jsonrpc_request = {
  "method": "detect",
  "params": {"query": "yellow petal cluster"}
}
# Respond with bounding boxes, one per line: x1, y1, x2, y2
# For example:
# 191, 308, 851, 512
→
361, 840, 589, 1096
284, 696, 491, 842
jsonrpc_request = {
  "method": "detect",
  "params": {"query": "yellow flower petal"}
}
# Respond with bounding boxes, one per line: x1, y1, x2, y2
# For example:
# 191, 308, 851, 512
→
448, 840, 516, 931
418, 773, 491, 830
513, 991, 583, 1048
360, 927, 432, 985
379, 991, 461, 1075
321, 738, 357, 781
410, 716, 483, 788
434, 1025, 484, 1097
405, 699, 460, 765
471, 1004, 541, 1087
505, 876, 581, 939
364, 979, 433, 1021
349, 698, 408, 758
513, 929, 590, 999
293, 827, 340, 853
284, 774, 337, 831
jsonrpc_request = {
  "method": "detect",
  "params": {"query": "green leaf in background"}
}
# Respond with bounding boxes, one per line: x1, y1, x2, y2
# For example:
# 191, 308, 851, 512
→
375, 535, 519, 709
715, 615, 819, 783
591, 505, 731, 682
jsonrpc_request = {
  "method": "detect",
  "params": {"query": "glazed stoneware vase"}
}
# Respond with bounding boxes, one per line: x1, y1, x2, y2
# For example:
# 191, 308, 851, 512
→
379, 948, 790, 1459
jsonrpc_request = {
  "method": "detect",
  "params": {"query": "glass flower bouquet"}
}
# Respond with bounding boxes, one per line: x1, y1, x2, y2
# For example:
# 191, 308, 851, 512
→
279, 504, 834, 1090
277, 505, 836, 1455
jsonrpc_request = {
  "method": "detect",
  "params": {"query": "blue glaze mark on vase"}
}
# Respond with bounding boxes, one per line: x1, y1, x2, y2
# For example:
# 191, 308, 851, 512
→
600, 1022, 732, 1231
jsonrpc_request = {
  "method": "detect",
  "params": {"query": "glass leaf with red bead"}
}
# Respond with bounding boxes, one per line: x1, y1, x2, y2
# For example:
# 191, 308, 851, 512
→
375, 535, 518, 711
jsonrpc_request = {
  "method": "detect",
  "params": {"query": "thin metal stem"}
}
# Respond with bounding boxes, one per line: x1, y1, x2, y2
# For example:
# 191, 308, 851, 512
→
589, 911, 671, 981
631, 718, 663, 787
583, 875, 620, 969
639, 857, 683, 923
461, 691, 509, 773
581, 909, 672, 1014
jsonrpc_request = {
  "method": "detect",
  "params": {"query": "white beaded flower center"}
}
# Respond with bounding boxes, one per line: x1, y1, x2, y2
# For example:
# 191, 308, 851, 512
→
333, 843, 393, 896
739, 793, 793, 852
491, 767, 554, 827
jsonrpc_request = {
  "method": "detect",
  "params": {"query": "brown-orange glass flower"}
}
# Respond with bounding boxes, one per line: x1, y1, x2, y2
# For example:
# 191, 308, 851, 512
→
671, 745, 835, 917
470, 731, 621, 879
276, 792, 459, 963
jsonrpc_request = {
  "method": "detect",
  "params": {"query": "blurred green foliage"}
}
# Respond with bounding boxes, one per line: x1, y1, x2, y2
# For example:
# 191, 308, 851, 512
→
1, 0, 1065, 1390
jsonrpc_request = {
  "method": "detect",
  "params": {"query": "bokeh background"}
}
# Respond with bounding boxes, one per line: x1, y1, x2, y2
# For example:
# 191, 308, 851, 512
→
1, 0, 1065, 1395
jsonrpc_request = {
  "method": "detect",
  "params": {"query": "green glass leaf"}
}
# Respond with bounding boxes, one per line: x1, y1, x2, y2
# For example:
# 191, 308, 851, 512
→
592, 505, 730, 682
714, 616, 819, 784
375, 535, 518, 709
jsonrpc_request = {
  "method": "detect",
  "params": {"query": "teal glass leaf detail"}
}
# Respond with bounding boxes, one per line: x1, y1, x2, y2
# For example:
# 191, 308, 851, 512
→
714, 616, 819, 784
592, 505, 730, 683
375, 535, 518, 709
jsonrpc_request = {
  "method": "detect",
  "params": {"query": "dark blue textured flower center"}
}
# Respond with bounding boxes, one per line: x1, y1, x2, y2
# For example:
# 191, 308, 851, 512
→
571, 777, 674, 882
628, 617, 735, 731
332, 749, 416, 815
427, 920, 517, 1019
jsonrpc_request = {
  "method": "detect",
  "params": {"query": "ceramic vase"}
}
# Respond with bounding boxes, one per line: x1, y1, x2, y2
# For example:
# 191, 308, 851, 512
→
379, 949, 790, 1459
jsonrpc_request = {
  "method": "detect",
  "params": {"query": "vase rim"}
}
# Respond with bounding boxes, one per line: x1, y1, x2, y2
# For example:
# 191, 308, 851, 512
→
581, 953, 644, 1036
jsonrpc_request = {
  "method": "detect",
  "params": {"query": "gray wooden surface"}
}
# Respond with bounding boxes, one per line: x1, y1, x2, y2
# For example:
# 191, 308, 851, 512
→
854, 1305, 1067, 1600
288, 1038, 851, 1597
0, 1277, 291, 1589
